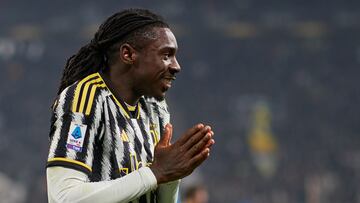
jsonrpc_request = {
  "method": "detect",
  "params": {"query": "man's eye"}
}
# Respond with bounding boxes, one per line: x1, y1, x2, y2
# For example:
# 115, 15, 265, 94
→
163, 54, 170, 60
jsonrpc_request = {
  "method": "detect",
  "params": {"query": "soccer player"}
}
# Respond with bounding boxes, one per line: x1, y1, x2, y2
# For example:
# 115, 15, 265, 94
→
46, 8, 215, 203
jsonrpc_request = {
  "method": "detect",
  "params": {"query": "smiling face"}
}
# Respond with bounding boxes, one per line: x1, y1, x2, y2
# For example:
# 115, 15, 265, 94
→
132, 27, 181, 100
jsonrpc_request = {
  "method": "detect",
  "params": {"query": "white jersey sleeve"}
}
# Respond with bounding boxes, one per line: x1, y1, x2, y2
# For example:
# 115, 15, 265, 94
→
157, 180, 181, 203
47, 166, 157, 203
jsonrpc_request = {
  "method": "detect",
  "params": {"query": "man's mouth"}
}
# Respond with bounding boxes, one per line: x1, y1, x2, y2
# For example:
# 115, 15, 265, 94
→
162, 76, 176, 89
163, 76, 176, 81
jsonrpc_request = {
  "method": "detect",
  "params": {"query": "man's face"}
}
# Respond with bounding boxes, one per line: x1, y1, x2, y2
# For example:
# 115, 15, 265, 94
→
133, 27, 181, 100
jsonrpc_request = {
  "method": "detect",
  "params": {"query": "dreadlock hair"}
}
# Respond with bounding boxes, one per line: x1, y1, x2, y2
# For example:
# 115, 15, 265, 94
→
57, 8, 169, 96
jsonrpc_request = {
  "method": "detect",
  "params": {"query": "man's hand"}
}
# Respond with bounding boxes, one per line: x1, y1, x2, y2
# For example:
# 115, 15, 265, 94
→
150, 123, 215, 184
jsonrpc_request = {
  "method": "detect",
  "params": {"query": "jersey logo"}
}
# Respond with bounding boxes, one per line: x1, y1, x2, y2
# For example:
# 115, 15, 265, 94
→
66, 122, 87, 152
120, 130, 129, 142
71, 126, 82, 139
119, 168, 129, 176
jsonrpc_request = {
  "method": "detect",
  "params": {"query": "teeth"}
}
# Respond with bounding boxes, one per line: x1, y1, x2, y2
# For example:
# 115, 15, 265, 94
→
163, 76, 176, 80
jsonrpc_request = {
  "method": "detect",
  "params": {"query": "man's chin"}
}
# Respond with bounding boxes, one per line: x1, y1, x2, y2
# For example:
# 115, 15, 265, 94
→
145, 88, 167, 101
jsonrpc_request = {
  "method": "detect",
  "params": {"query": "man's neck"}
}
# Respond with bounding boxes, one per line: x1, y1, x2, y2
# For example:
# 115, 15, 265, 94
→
101, 66, 140, 106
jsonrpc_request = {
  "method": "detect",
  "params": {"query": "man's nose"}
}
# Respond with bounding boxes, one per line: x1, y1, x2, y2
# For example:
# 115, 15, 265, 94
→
170, 57, 181, 73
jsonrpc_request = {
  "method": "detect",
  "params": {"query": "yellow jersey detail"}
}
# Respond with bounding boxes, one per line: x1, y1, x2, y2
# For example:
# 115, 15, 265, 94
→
85, 83, 106, 115
120, 130, 129, 142
72, 73, 99, 113
48, 157, 92, 172
78, 77, 103, 113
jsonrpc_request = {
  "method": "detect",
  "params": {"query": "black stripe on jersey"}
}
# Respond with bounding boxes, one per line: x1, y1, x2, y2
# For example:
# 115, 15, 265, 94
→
108, 104, 121, 180
121, 140, 131, 176
153, 105, 165, 141
47, 160, 91, 175
140, 98, 157, 146
139, 98, 151, 117
89, 141, 103, 181
89, 112, 105, 182
89, 127, 104, 182
126, 118, 144, 169
116, 106, 131, 174
54, 85, 76, 158
137, 118, 153, 162
75, 75, 99, 112
49, 111, 57, 140
159, 116, 165, 140
89, 91, 105, 182
110, 147, 120, 180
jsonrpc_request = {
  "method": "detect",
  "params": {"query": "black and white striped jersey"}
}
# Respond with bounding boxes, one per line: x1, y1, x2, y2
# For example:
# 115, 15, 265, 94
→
47, 72, 170, 202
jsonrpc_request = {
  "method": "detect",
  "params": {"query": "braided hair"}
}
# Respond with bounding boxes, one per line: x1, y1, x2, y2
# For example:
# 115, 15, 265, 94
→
57, 8, 169, 95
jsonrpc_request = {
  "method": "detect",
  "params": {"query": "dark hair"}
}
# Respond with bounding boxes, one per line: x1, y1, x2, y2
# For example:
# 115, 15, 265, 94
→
57, 8, 169, 95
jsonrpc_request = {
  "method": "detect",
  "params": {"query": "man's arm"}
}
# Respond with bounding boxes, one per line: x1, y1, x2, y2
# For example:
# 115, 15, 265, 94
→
47, 123, 214, 203
157, 180, 181, 203
47, 166, 157, 203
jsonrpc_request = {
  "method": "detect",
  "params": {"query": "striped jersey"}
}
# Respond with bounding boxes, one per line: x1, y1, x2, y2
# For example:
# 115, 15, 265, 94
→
47, 72, 170, 202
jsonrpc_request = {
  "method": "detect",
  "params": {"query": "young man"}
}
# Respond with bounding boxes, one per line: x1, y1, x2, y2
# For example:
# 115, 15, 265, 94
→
46, 9, 215, 203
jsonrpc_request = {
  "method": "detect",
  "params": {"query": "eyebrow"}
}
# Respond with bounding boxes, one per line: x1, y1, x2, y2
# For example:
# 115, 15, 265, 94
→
159, 46, 178, 53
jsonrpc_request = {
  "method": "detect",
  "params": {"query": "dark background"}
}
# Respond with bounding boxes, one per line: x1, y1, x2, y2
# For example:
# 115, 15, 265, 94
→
0, 0, 359, 202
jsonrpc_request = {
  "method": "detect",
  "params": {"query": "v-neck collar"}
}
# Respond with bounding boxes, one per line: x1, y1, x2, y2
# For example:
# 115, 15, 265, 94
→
97, 72, 140, 119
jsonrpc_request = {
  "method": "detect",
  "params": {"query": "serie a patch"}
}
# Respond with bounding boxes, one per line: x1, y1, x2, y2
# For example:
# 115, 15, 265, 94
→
66, 122, 87, 152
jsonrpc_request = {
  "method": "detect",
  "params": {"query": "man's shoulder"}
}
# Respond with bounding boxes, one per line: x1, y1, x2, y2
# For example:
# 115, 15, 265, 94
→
54, 73, 108, 115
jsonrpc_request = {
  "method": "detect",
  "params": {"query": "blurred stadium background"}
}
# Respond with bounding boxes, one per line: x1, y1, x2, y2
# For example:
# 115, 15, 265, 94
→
0, 0, 359, 202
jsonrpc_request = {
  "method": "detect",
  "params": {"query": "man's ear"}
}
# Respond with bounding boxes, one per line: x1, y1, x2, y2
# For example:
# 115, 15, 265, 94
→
119, 43, 137, 65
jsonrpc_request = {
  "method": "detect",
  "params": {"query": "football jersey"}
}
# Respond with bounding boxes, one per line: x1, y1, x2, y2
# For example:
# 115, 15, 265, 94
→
47, 72, 170, 202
